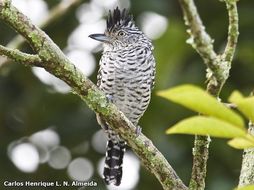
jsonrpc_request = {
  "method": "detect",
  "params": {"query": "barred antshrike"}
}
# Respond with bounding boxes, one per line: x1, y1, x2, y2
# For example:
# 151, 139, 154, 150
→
89, 7, 156, 186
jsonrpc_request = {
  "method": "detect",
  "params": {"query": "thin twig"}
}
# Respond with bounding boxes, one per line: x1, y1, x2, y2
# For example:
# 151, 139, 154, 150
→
224, 103, 237, 109
0, 0, 82, 67
0, 45, 42, 66
0, 1, 187, 189
239, 85, 254, 189
178, 0, 217, 70
239, 122, 254, 187
223, 0, 239, 64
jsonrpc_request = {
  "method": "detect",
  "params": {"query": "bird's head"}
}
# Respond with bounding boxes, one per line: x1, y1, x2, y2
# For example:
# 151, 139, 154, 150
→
89, 7, 150, 49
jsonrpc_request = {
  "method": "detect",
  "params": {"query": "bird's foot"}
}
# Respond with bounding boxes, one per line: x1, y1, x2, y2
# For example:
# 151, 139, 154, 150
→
135, 126, 142, 137
106, 94, 114, 103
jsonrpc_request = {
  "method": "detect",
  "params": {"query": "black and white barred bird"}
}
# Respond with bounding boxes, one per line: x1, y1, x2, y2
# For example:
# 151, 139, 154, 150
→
89, 7, 156, 186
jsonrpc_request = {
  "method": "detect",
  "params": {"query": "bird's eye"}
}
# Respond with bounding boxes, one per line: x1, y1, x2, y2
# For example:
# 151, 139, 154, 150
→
118, 31, 125, 36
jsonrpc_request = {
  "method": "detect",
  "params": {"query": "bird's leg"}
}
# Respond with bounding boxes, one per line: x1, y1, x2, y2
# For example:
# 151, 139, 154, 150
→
135, 125, 142, 137
106, 94, 114, 103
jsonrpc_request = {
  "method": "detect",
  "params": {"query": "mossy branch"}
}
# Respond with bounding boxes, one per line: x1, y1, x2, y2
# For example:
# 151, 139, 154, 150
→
0, 45, 42, 66
178, 0, 239, 189
0, 1, 187, 190
239, 122, 254, 187
0, 0, 82, 68
239, 89, 254, 188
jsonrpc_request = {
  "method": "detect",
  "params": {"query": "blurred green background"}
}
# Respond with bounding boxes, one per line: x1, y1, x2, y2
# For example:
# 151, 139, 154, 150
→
0, 0, 254, 189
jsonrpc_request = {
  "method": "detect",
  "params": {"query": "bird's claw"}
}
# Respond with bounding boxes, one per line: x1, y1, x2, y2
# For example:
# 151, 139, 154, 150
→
106, 94, 114, 103
135, 126, 142, 137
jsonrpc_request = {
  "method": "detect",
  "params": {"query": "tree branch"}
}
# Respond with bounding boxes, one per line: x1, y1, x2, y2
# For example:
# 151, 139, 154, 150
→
239, 90, 254, 187
0, 45, 42, 66
178, 0, 217, 72
178, 0, 239, 189
0, 1, 187, 189
0, 0, 82, 67
223, 0, 239, 64
239, 122, 254, 187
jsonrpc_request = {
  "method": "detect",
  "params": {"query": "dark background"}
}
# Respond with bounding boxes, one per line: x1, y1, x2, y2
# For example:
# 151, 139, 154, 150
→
0, 0, 254, 189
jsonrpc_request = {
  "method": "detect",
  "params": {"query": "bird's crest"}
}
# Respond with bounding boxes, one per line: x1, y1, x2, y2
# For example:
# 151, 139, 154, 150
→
106, 7, 133, 32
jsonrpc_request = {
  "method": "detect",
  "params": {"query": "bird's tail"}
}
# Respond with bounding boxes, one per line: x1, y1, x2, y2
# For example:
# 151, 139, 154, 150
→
103, 140, 126, 186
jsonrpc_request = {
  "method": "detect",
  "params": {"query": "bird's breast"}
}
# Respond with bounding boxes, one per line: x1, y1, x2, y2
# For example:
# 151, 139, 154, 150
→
98, 47, 153, 124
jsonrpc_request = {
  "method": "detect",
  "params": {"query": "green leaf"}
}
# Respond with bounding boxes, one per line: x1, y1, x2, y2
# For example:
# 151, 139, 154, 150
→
158, 85, 244, 128
166, 116, 246, 138
229, 91, 254, 122
228, 90, 244, 102
236, 185, 254, 190
228, 136, 254, 149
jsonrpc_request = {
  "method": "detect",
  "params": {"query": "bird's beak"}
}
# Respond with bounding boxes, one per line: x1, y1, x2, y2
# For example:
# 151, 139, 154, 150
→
89, 33, 110, 43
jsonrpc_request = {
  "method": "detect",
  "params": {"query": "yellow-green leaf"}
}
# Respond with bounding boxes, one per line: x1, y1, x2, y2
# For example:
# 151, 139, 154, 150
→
229, 91, 254, 122
229, 91, 244, 102
228, 136, 254, 149
166, 116, 246, 138
158, 85, 244, 128
236, 185, 254, 190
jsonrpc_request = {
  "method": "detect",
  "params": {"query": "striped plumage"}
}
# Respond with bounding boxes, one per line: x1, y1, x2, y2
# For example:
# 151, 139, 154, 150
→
89, 7, 155, 186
